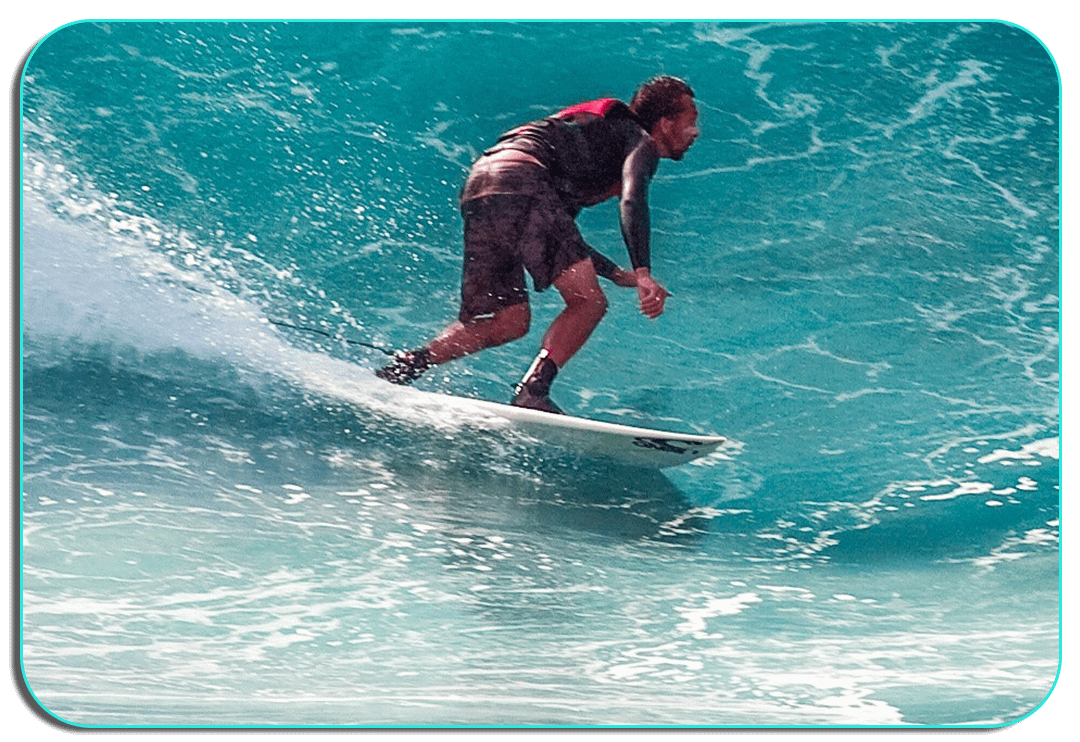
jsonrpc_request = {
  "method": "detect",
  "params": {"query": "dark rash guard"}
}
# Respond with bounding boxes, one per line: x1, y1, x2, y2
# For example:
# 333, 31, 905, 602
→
484, 98, 660, 272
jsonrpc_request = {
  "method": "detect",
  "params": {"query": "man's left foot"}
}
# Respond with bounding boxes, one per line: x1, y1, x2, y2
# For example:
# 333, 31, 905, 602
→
375, 348, 433, 385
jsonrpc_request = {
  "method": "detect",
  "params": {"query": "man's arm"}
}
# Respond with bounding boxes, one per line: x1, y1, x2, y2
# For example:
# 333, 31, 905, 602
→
586, 247, 639, 287
585, 246, 619, 282
619, 137, 659, 271
620, 138, 669, 318
585, 246, 668, 310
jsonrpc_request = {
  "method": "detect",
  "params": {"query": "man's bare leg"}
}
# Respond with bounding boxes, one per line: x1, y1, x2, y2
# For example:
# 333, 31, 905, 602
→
427, 303, 530, 364
541, 258, 608, 366
378, 258, 607, 401
376, 303, 530, 384
511, 259, 607, 412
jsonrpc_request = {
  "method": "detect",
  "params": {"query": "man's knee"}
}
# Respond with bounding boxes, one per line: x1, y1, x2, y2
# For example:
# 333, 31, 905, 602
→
556, 259, 607, 317
476, 303, 530, 345
578, 291, 608, 325
592, 289, 609, 317
501, 304, 531, 341
567, 283, 608, 321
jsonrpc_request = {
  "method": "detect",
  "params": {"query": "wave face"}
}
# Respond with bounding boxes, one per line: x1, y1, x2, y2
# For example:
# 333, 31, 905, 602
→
20, 21, 1059, 727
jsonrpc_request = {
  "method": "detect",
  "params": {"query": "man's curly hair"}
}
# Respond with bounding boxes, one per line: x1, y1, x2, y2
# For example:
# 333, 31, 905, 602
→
629, 75, 695, 133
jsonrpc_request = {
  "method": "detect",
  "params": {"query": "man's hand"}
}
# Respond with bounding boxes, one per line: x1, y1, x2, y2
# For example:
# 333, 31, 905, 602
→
609, 267, 639, 288
635, 268, 670, 319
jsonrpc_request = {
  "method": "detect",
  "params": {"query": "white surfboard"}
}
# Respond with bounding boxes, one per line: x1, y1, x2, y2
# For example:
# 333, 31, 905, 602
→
466, 398, 726, 469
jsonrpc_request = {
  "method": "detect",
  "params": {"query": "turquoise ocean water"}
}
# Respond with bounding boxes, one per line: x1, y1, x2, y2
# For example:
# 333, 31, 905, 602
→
19, 21, 1059, 727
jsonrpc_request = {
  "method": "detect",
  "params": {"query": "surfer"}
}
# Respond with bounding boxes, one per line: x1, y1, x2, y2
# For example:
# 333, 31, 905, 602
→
377, 75, 699, 413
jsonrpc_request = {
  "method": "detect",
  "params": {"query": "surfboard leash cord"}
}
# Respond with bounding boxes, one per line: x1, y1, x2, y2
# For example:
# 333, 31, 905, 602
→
266, 318, 397, 357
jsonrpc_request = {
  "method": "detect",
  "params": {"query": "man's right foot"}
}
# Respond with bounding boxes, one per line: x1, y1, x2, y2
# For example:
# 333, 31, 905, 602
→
509, 349, 563, 413
510, 385, 563, 414
375, 348, 433, 385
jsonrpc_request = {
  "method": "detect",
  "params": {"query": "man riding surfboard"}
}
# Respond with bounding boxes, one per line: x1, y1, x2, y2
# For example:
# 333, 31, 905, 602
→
377, 75, 700, 414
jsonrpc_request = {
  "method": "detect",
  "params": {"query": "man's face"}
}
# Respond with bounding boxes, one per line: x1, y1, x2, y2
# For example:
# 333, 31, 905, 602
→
659, 95, 700, 161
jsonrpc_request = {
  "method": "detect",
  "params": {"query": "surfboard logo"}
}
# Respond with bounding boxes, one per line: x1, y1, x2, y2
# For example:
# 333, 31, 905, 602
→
632, 437, 698, 455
